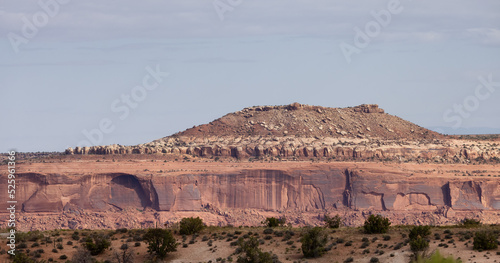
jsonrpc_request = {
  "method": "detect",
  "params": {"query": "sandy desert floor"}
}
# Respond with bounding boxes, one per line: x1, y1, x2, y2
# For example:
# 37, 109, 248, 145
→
1, 224, 499, 263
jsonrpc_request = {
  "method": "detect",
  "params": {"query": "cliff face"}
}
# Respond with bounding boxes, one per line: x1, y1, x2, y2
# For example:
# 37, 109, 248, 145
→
3, 166, 499, 230
6, 170, 342, 213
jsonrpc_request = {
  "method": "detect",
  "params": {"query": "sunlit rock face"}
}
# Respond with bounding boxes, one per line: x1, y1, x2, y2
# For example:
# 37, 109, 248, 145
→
2, 166, 499, 230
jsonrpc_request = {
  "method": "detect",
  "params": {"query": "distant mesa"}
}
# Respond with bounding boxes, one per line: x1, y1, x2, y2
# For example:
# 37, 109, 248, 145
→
65, 103, 499, 163
4, 103, 500, 232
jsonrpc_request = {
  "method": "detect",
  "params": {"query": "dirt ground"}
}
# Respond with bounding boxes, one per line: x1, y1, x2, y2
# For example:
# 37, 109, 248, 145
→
1, 225, 499, 263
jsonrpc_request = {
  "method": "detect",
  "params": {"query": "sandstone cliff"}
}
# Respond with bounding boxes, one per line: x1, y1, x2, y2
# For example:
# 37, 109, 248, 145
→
2, 161, 499, 230
4, 103, 499, 231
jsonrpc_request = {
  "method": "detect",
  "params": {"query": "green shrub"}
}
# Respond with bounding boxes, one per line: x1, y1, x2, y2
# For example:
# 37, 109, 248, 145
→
461, 218, 481, 227
301, 227, 328, 258
117, 228, 128, 233
83, 233, 111, 255
18, 243, 28, 249
263, 228, 274, 235
410, 237, 429, 252
179, 217, 205, 235
411, 250, 462, 263
24, 231, 44, 242
263, 217, 286, 228
473, 231, 498, 250
409, 226, 431, 240
11, 252, 36, 263
363, 215, 391, 234
324, 214, 342, 229
236, 236, 275, 263
143, 228, 178, 260
274, 231, 284, 237
282, 233, 292, 242
360, 241, 370, 248
72, 232, 80, 241
394, 242, 403, 250
71, 248, 94, 263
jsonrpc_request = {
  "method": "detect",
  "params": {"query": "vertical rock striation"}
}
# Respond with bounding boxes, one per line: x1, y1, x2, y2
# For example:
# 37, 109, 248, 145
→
1, 167, 499, 230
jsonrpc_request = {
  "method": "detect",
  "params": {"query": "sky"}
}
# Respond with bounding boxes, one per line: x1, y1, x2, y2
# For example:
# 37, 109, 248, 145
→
1, 0, 499, 152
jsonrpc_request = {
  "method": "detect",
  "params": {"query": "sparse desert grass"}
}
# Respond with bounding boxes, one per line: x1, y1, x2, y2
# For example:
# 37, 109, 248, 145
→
2, 224, 498, 263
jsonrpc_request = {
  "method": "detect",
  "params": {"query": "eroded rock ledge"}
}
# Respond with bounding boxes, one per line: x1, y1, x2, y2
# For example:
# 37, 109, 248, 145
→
66, 139, 499, 163
2, 167, 499, 230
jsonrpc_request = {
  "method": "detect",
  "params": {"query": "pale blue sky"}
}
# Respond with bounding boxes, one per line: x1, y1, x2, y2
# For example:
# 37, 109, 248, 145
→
1, 0, 499, 152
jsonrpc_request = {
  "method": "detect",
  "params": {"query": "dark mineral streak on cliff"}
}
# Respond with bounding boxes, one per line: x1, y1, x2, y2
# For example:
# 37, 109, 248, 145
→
3, 168, 498, 222
343, 169, 352, 208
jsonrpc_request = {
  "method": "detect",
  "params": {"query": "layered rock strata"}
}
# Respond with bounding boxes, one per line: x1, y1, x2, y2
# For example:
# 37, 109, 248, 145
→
65, 103, 500, 163
2, 165, 499, 230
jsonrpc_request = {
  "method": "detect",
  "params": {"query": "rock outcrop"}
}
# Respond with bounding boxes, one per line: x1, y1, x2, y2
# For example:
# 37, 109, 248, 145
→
2, 163, 499, 230
65, 103, 500, 163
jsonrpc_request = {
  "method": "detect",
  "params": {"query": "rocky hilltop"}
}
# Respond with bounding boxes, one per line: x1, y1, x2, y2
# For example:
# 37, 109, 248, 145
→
66, 103, 499, 163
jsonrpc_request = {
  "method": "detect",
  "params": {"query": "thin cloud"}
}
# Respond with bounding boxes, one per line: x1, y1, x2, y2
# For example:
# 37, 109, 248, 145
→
184, 57, 256, 64
0, 60, 123, 67
381, 31, 446, 43
466, 28, 500, 45
1, 0, 498, 43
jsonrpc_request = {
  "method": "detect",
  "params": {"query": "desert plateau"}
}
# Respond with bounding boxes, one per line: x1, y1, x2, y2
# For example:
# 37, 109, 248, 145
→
1, 103, 499, 263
